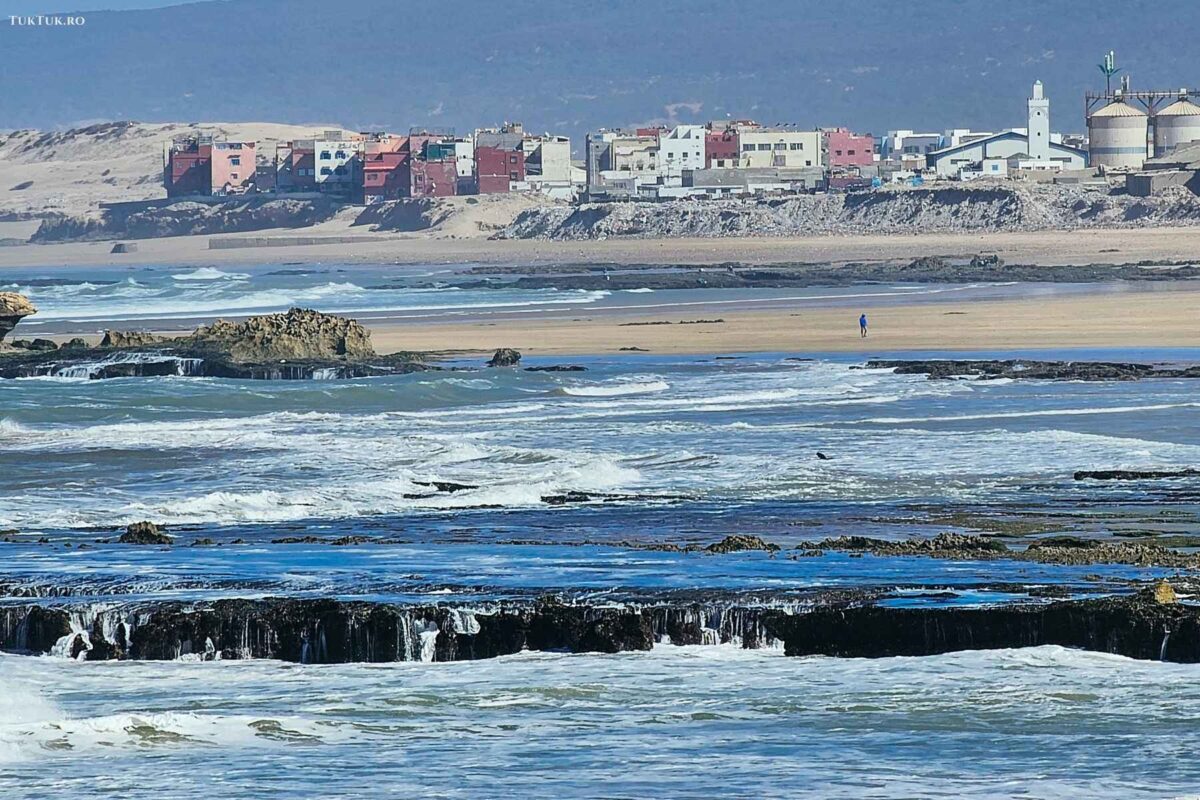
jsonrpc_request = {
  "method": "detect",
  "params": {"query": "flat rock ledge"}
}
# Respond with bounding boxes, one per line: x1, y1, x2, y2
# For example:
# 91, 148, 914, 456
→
0, 592, 1190, 664
865, 359, 1200, 381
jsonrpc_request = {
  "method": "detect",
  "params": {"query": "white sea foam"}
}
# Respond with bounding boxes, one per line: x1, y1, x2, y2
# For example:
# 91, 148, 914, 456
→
4, 646, 1200, 797
855, 401, 1200, 425
560, 380, 670, 397
170, 268, 250, 281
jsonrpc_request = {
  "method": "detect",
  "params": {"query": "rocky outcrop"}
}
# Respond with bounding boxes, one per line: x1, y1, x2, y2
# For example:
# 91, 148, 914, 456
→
705, 535, 780, 554
2, 309, 425, 380
0, 292, 36, 346
100, 330, 166, 348
186, 308, 375, 362
117, 521, 172, 545
866, 359, 1200, 382
487, 348, 522, 367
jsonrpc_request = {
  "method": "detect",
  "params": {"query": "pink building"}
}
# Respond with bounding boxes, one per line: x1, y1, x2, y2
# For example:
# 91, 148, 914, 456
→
209, 141, 256, 193
165, 137, 257, 196
824, 128, 874, 168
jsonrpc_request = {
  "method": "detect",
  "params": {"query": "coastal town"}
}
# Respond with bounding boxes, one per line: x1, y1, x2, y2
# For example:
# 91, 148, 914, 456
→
165, 76, 1200, 205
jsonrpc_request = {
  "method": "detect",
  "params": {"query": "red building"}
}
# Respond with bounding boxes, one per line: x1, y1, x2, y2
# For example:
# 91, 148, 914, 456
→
474, 127, 526, 194
360, 135, 408, 203
362, 150, 408, 203
824, 128, 875, 168
408, 156, 458, 198
705, 129, 739, 168
166, 140, 211, 197
288, 147, 316, 191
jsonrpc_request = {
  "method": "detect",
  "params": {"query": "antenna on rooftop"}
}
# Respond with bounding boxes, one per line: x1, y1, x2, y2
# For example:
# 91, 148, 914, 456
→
1098, 50, 1121, 95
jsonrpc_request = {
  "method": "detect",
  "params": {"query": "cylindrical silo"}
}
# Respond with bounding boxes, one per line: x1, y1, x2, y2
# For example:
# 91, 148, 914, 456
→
1154, 93, 1200, 156
1088, 99, 1149, 169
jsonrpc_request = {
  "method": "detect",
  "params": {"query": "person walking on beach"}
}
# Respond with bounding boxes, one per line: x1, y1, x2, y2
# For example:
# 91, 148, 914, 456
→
859, 313, 868, 338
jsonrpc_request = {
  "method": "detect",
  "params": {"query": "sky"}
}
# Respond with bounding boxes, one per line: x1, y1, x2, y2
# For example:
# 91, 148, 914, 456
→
5, 0, 192, 13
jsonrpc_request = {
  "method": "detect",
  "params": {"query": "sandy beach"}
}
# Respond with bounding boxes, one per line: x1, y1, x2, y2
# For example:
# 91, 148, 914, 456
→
4, 225, 1200, 271
367, 286, 1200, 356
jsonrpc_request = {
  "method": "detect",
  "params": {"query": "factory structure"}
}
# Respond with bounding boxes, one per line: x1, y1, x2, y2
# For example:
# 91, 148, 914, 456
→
1086, 81, 1200, 170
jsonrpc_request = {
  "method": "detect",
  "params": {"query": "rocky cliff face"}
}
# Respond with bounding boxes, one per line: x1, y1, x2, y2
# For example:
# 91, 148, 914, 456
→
498, 185, 1200, 241
186, 307, 375, 363
0, 292, 36, 346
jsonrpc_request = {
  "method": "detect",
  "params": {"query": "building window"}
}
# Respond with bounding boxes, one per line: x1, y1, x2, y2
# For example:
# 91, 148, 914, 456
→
789, 143, 802, 150
835, 150, 843, 156
848, 149, 856, 155
334, 166, 346, 175
757, 144, 770, 151
230, 157, 241, 166
774, 143, 786, 151
320, 152, 332, 160
320, 167, 333, 175
509, 155, 519, 163
335, 150, 347, 158
805, 160, 812, 166
230, 172, 238, 179
741, 144, 754, 152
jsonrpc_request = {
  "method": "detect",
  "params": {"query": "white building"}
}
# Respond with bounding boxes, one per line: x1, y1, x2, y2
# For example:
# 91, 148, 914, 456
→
452, 137, 474, 178
881, 131, 943, 161
926, 81, 1087, 177
524, 135, 575, 199
737, 128, 822, 169
309, 134, 361, 189
523, 135, 572, 183
658, 125, 706, 184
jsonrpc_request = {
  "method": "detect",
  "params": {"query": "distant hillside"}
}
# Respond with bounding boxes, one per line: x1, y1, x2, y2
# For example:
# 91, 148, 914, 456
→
2, 0, 1198, 146
0, 121, 339, 218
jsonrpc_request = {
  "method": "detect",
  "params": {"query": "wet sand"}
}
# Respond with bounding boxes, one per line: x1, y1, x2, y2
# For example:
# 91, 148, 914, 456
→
4, 225, 1200, 270
368, 287, 1200, 356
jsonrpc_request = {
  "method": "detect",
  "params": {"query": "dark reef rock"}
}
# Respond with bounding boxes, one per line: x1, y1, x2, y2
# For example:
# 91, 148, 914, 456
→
1074, 468, 1200, 481
487, 348, 522, 367
762, 594, 1189, 661
706, 535, 780, 554
118, 521, 173, 545
801, 533, 1196, 568
2, 591, 1197, 664
866, 359, 1200, 382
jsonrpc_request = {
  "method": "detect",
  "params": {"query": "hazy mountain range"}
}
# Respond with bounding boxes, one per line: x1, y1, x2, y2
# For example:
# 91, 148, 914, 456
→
2, 0, 1197, 145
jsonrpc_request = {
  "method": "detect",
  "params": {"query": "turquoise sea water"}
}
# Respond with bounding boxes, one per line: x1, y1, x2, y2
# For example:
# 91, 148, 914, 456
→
2, 267, 1199, 798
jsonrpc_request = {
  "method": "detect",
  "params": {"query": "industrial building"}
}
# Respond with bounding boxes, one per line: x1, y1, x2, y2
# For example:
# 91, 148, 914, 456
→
926, 82, 1086, 177
1087, 84, 1200, 170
